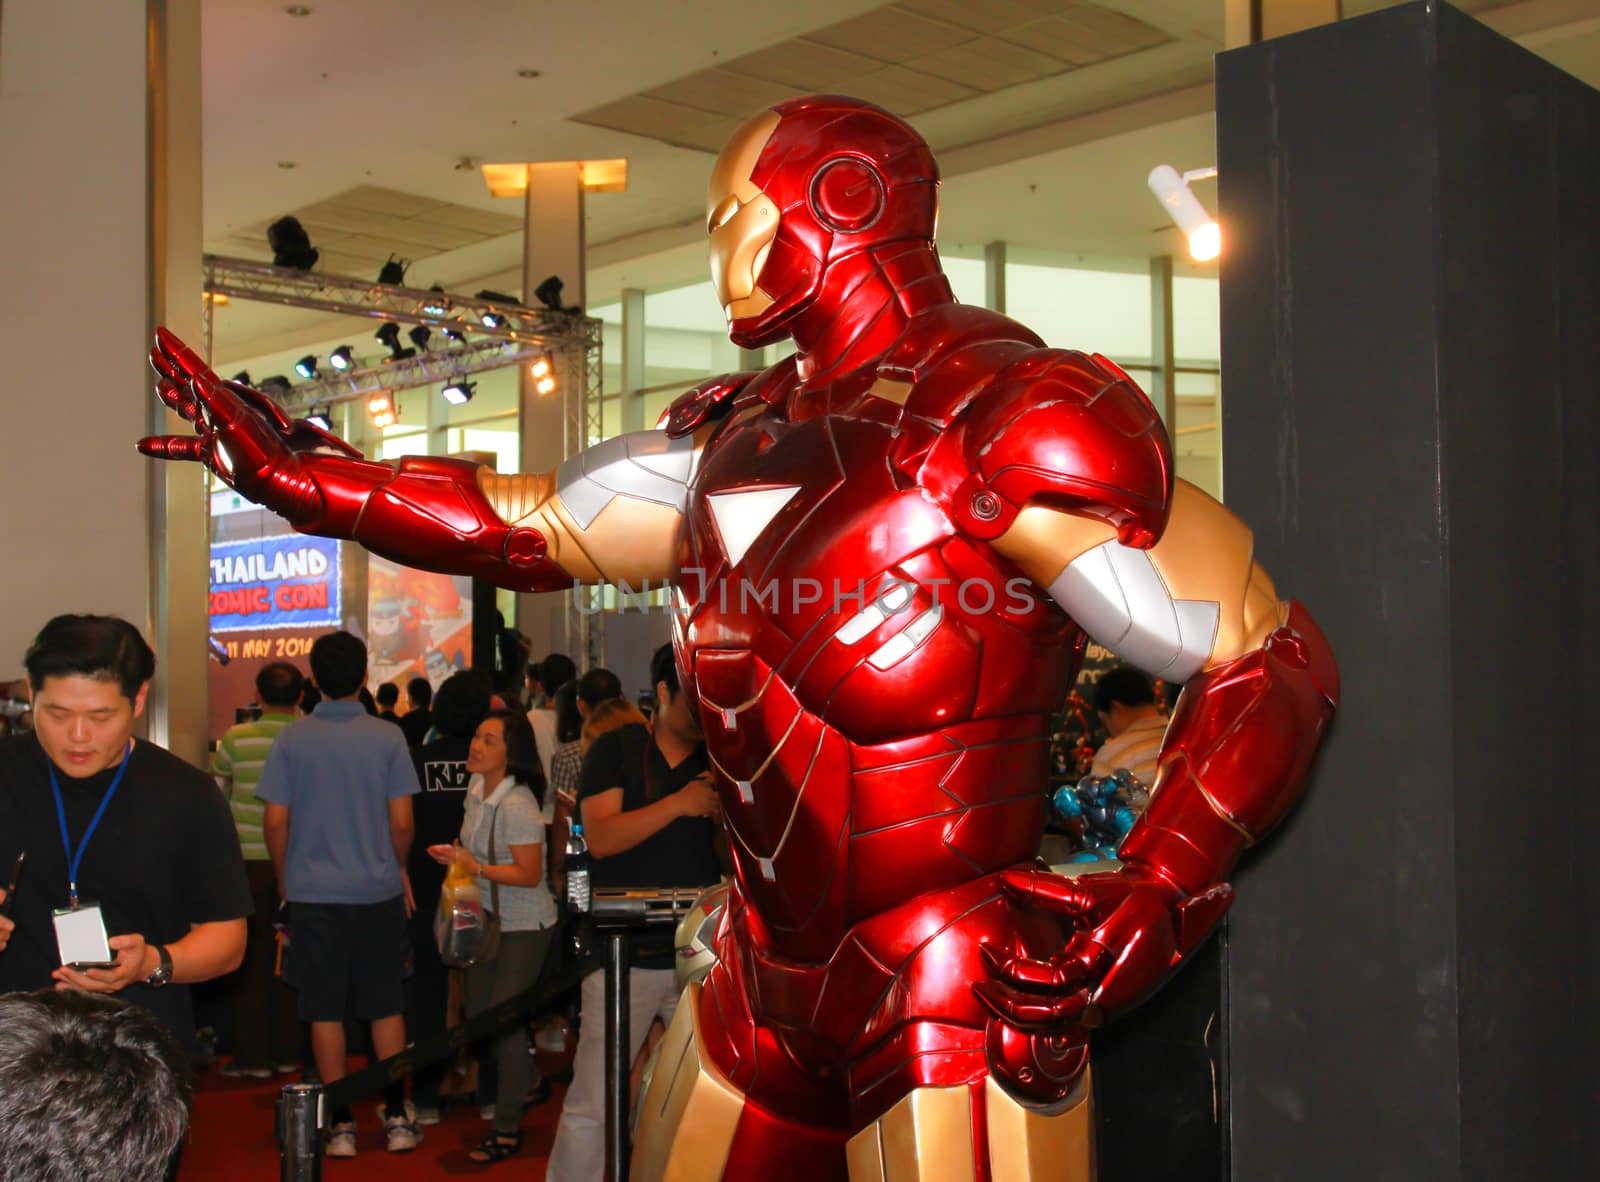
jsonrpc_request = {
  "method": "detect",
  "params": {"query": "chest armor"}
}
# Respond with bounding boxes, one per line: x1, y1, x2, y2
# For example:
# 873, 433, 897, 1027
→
673, 372, 1081, 961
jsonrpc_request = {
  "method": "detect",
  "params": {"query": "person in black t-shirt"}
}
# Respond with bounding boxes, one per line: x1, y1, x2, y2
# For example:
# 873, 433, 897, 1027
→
547, 645, 721, 1182
0, 616, 251, 1053
405, 669, 491, 1121
399, 677, 434, 747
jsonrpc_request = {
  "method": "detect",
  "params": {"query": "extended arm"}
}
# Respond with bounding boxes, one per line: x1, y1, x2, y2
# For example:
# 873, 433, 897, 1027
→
140, 329, 720, 591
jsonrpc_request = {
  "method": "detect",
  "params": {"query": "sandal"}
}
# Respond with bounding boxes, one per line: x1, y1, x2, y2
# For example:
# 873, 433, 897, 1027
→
467, 1132, 522, 1164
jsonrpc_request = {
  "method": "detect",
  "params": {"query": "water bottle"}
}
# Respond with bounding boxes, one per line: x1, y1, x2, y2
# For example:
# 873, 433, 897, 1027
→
565, 823, 593, 959
566, 823, 592, 912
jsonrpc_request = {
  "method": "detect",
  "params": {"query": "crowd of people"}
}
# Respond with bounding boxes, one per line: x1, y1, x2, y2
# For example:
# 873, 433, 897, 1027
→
0, 613, 730, 1180
0, 611, 1170, 1180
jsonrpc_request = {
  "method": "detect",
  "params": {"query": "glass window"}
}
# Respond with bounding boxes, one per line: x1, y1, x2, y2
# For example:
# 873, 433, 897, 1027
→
1173, 276, 1220, 366
943, 254, 986, 307
1173, 370, 1221, 502
1004, 257, 1151, 362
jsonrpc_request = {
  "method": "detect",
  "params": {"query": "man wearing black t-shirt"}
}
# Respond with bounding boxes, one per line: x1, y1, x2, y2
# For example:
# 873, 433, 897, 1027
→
546, 645, 721, 1182
0, 616, 251, 1054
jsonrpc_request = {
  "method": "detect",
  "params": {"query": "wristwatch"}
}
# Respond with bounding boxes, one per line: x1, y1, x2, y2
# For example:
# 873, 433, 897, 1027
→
143, 944, 173, 989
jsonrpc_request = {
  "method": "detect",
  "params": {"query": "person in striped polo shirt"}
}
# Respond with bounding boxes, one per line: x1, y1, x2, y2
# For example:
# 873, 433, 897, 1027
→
213, 661, 304, 1077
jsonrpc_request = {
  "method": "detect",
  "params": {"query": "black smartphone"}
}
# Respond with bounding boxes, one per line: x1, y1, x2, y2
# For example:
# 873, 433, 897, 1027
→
0, 851, 23, 918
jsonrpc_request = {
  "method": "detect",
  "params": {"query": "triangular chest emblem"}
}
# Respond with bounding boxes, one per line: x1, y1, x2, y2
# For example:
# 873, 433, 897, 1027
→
705, 486, 801, 568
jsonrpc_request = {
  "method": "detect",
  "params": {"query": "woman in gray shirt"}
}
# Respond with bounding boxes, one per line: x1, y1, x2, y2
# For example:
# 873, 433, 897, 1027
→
427, 708, 556, 1163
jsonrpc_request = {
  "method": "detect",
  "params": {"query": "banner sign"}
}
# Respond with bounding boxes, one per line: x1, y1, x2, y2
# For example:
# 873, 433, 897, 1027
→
209, 535, 341, 633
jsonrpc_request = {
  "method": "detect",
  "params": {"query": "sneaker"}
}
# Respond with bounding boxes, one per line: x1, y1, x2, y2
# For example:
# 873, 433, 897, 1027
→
534, 1023, 567, 1052
220, 1062, 273, 1079
325, 1122, 357, 1159
479, 1103, 496, 1121
384, 1104, 421, 1153
412, 1105, 441, 1127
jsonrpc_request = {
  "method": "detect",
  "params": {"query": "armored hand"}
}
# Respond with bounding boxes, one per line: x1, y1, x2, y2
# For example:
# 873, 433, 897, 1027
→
979, 605, 1337, 1102
141, 327, 361, 527
139, 327, 572, 591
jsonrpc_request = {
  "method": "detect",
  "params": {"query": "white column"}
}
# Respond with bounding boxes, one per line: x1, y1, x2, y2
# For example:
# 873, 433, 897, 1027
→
0, 0, 207, 761
620, 287, 646, 433
1149, 254, 1177, 431
517, 163, 587, 662
983, 241, 1007, 313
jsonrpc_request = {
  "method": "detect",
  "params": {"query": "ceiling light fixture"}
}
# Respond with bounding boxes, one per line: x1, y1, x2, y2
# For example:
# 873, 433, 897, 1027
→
368, 391, 397, 429
230, 370, 252, 387
260, 375, 293, 396
376, 256, 409, 285
423, 284, 451, 317
442, 325, 466, 343
476, 289, 518, 329
375, 322, 415, 362
267, 215, 319, 271
329, 345, 355, 371
533, 275, 567, 312
306, 406, 333, 431
408, 325, 432, 352
1147, 165, 1221, 262
441, 381, 477, 406
294, 355, 319, 380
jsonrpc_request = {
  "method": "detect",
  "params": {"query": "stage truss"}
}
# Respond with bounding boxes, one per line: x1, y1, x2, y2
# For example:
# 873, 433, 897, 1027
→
202, 253, 606, 664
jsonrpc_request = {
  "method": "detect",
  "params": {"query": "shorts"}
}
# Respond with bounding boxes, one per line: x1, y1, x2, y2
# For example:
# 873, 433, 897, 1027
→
288, 897, 408, 1022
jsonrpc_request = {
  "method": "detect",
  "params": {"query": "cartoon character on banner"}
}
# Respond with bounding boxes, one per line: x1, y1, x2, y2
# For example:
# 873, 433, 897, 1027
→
141, 94, 1336, 1181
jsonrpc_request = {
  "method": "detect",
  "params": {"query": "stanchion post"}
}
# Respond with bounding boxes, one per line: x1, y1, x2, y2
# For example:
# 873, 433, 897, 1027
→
276, 1081, 323, 1182
604, 929, 631, 1182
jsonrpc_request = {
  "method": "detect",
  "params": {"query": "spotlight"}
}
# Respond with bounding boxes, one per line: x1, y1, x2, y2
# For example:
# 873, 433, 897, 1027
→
441, 381, 477, 406
423, 284, 451, 317
306, 406, 333, 431
329, 346, 354, 372
1147, 165, 1221, 262
476, 289, 518, 329
294, 355, 319, 380
442, 325, 465, 343
375, 322, 415, 362
529, 353, 552, 379
230, 370, 252, 386
408, 325, 432, 352
535, 374, 556, 397
368, 391, 397, 429
267, 215, 319, 271
376, 256, 409, 285
260, 375, 293, 396
533, 275, 565, 311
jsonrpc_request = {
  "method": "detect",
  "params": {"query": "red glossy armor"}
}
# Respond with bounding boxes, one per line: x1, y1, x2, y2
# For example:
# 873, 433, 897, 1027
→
140, 96, 1338, 1179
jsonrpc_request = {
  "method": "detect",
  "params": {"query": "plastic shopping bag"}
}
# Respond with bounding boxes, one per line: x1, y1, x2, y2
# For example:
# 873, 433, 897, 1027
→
434, 860, 487, 967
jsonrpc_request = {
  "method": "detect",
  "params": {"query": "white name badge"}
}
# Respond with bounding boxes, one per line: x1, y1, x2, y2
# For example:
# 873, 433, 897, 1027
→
52, 902, 115, 968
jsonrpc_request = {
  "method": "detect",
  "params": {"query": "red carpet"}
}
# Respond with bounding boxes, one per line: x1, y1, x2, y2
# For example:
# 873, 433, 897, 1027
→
182, 1063, 564, 1180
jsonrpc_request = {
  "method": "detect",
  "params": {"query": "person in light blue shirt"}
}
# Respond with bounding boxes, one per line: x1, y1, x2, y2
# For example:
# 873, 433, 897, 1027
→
256, 630, 421, 1157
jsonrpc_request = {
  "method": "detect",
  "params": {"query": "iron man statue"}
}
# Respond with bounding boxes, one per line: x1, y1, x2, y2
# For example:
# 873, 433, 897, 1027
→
142, 95, 1336, 1181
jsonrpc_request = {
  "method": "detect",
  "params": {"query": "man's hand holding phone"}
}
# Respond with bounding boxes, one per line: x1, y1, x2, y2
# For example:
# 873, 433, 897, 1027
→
52, 932, 153, 994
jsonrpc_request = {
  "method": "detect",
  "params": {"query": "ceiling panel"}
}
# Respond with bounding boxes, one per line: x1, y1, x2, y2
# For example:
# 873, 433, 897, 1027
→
723, 40, 889, 90
645, 69, 804, 117
847, 64, 979, 113
894, 0, 1076, 37
808, 8, 975, 61
1000, 16, 1112, 66
1052, 4, 1170, 57
910, 36, 1067, 89
576, 96, 740, 152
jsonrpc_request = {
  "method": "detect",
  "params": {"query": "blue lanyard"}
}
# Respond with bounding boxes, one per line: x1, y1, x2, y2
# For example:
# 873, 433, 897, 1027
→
48, 740, 133, 908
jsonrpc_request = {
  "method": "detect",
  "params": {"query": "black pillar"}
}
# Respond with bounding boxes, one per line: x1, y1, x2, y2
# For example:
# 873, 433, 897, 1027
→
1216, 3, 1597, 1179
